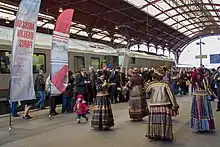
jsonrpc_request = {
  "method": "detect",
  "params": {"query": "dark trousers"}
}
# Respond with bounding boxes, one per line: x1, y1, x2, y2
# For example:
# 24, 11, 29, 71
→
110, 85, 117, 103
49, 95, 57, 114
77, 114, 88, 119
217, 88, 220, 109
88, 86, 93, 104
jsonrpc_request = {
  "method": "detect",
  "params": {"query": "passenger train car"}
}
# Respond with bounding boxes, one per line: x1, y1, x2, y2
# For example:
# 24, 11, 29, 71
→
117, 48, 175, 69
0, 26, 174, 102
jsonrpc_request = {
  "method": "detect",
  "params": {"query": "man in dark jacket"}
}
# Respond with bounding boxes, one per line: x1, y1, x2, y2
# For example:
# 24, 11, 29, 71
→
35, 70, 45, 110
75, 68, 86, 101
109, 67, 120, 104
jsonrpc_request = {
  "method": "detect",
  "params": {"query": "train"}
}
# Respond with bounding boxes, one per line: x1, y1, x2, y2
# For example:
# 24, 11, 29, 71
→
117, 48, 174, 69
0, 25, 174, 101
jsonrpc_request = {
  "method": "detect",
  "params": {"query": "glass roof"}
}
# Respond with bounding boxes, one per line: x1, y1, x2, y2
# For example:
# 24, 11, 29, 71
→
126, 0, 220, 38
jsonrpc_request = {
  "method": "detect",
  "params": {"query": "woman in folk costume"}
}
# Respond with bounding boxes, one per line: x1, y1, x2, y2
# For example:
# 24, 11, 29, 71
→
91, 70, 114, 130
145, 68, 179, 141
125, 68, 148, 121
190, 68, 217, 132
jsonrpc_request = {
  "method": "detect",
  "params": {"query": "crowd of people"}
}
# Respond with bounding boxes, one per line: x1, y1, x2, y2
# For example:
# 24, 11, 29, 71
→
9, 65, 220, 141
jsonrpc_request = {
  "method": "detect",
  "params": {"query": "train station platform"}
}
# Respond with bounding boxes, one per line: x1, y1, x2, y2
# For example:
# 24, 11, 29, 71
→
0, 96, 219, 147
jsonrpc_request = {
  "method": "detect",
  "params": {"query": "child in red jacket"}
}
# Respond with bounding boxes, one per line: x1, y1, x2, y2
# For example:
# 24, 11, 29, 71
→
74, 95, 89, 123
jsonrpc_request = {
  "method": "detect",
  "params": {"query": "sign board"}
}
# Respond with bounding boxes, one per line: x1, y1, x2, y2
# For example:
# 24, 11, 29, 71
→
195, 55, 207, 59
210, 54, 220, 64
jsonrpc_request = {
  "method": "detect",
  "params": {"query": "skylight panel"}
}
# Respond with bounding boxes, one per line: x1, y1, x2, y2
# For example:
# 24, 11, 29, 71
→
214, 17, 219, 21
181, 20, 191, 26
164, 18, 176, 26
76, 31, 88, 37
43, 23, 54, 30
183, 31, 191, 36
178, 27, 188, 33
155, 1, 171, 11
101, 37, 111, 42
37, 21, 44, 27
93, 33, 106, 39
0, 12, 15, 20
114, 38, 124, 43
143, 5, 161, 16
121, 41, 128, 45
210, 11, 217, 16
156, 13, 169, 21
125, 0, 147, 7
166, 9, 178, 16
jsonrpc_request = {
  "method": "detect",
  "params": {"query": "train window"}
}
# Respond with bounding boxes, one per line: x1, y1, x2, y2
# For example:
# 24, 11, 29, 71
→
131, 57, 136, 64
0, 51, 11, 73
118, 55, 123, 66
0, 51, 46, 74
74, 56, 85, 72
33, 53, 46, 73
91, 58, 100, 71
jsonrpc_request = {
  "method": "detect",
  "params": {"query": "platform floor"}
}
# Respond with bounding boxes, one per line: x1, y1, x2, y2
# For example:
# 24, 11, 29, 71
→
0, 96, 219, 147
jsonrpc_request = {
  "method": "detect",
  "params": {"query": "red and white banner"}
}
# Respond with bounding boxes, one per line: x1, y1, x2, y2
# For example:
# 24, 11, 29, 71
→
10, 0, 41, 102
50, 9, 74, 95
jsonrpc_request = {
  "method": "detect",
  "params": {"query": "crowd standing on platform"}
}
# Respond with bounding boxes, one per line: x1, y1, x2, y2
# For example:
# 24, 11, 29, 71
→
9, 64, 220, 141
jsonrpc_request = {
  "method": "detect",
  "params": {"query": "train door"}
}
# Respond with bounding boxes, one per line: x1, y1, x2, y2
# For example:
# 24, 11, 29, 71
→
74, 56, 85, 72
91, 57, 100, 71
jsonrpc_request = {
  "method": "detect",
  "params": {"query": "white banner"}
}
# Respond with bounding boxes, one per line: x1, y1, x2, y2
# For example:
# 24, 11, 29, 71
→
10, 0, 41, 102
50, 9, 74, 96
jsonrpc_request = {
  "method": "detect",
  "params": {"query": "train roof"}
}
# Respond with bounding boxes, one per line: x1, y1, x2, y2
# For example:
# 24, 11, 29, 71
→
117, 48, 174, 62
0, 26, 118, 56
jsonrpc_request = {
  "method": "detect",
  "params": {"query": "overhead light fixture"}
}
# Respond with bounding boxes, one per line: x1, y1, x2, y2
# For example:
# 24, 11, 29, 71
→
43, 19, 48, 22
5, 19, 10, 24
115, 25, 118, 30
59, 7, 63, 13
211, 30, 214, 34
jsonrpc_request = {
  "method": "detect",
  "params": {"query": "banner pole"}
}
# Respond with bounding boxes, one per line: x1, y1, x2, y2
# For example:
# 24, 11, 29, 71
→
46, 8, 52, 120
8, 100, 12, 132
9, 103, 12, 132
48, 76, 52, 120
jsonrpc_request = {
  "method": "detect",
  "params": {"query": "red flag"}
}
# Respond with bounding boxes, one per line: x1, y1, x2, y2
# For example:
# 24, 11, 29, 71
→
50, 9, 74, 94
51, 65, 68, 93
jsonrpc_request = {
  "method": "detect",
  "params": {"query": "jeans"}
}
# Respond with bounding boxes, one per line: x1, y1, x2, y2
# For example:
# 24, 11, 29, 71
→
36, 91, 45, 109
11, 102, 18, 117
62, 95, 74, 113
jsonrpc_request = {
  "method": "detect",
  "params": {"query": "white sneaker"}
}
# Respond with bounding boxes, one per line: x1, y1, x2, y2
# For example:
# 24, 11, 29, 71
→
77, 119, 80, 123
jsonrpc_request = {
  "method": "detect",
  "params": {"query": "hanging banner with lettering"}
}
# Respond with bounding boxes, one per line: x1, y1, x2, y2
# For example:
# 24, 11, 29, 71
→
50, 9, 74, 95
10, 0, 41, 102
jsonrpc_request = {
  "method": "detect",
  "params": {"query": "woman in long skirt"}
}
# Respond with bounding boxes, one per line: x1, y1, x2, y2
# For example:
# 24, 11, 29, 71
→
125, 68, 148, 121
145, 68, 179, 141
190, 68, 217, 132
91, 71, 114, 130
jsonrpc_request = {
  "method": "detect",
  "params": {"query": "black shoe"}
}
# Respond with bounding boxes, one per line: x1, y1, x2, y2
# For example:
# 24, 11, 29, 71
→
27, 115, 32, 119
216, 109, 220, 112
50, 112, 59, 116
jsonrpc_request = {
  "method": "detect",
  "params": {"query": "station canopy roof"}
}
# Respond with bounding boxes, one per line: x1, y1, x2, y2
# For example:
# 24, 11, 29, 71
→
0, 0, 219, 53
